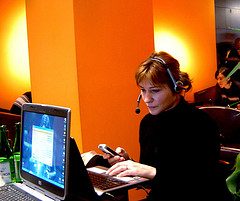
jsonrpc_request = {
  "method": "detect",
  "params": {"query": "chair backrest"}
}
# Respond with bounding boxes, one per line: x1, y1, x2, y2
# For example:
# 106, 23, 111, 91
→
194, 86, 217, 106
199, 106, 240, 146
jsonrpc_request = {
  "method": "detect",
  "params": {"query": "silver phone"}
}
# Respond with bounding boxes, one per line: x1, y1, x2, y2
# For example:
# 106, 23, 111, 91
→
98, 144, 120, 157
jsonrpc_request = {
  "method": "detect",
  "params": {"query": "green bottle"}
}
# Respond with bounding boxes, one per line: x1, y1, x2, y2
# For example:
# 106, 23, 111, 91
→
0, 125, 14, 184
9, 155, 15, 182
0, 125, 13, 158
13, 122, 21, 153
13, 152, 22, 183
12, 122, 21, 183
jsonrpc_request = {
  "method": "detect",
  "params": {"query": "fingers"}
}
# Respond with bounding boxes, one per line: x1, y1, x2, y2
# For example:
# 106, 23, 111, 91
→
108, 155, 121, 165
116, 147, 130, 160
106, 163, 129, 176
104, 154, 125, 166
102, 153, 112, 160
106, 161, 156, 179
116, 147, 125, 155
106, 160, 135, 177
102, 147, 127, 166
102, 147, 125, 159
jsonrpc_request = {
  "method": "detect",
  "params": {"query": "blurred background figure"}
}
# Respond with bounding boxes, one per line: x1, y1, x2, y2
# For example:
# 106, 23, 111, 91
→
10, 91, 32, 115
225, 37, 240, 68
215, 67, 240, 109
224, 37, 240, 82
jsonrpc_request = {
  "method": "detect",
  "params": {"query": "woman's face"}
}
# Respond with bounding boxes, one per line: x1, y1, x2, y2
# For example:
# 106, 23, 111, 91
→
139, 80, 179, 115
217, 73, 229, 88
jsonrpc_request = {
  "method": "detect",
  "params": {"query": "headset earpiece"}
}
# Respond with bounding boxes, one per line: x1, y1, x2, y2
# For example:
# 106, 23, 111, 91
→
150, 57, 184, 93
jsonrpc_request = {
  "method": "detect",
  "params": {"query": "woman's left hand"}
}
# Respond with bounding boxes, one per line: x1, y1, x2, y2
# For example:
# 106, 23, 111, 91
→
106, 160, 156, 179
102, 147, 129, 166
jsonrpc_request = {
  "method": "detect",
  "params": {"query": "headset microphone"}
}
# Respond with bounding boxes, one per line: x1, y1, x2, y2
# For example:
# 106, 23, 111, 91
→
135, 94, 142, 114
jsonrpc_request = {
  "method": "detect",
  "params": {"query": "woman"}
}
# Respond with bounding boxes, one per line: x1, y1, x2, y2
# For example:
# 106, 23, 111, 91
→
225, 37, 240, 70
215, 66, 240, 108
105, 51, 230, 200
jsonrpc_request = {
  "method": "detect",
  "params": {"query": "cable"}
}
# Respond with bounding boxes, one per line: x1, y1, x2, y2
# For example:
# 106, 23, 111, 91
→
227, 100, 240, 107
103, 192, 121, 201
226, 62, 240, 79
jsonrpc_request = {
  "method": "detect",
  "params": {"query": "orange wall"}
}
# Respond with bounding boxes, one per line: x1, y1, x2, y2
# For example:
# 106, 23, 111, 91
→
153, 0, 217, 102
73, 0, 154, 156
25, 1, 83, 150
0, 0, 31, 110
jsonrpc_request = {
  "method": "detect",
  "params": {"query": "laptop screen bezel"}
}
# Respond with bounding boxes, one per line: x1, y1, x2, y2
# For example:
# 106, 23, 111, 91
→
20, 103, 71, 200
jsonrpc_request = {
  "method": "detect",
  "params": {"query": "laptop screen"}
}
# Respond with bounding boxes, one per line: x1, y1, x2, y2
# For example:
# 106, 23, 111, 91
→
20, 103, 71, 200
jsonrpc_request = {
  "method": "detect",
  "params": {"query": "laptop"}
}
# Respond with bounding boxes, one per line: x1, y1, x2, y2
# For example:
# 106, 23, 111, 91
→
0, 103, 71, 201
0, 103, 149, 200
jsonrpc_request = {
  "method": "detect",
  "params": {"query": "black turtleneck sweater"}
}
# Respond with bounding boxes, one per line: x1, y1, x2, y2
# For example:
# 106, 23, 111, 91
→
139, 97, 230, 201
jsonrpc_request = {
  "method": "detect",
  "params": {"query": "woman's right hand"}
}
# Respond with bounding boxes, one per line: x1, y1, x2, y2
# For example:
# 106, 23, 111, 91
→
106, 160, 156, 179
103, 147, 130, 166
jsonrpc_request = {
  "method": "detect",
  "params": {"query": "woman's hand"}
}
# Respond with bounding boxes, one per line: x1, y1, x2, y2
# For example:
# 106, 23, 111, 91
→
102, 147, 130, 166
106, 160, 156, 179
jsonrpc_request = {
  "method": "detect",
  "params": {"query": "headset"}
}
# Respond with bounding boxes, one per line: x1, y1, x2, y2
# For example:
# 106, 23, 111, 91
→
135, 56, 185, 114
150, 56, 184, 93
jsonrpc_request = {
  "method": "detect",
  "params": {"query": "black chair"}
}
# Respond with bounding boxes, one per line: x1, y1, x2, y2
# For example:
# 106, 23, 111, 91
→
199, 106, 240, 173
199, 106, 240, 201
194, 85, 217, 106
199, 106, 240, 147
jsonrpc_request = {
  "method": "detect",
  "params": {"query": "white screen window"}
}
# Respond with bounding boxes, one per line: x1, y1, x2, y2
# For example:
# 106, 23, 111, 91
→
31, 125, 54, 166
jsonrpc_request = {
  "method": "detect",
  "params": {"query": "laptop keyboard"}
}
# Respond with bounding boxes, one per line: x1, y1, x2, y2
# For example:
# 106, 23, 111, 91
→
0, 185, 41, 201
88, 171, 128, 190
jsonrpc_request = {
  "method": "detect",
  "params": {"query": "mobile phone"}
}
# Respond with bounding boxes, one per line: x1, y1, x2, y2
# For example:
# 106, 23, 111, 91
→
98, 144, 121, 157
